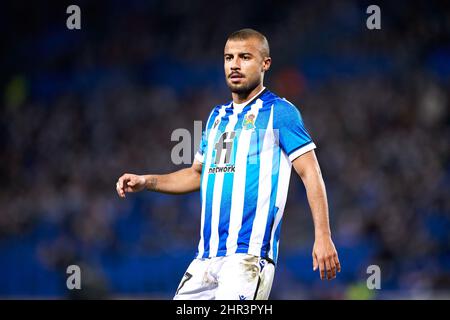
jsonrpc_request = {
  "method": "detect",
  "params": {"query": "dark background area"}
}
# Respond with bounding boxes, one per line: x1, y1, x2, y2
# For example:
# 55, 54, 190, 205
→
0, 0, 449, 299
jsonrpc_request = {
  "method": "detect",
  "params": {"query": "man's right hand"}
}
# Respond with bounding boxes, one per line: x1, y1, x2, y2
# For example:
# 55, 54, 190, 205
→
116, 173, 147, 198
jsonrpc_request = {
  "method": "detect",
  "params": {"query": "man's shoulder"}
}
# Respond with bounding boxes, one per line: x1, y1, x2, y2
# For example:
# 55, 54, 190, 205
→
263, 91, 305, 129
262, 90, 295, 106
264, 91, 300, 115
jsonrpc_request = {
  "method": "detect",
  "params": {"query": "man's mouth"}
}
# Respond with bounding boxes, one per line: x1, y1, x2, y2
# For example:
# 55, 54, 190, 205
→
229, 73, 244, 79
229, 73, 244, 83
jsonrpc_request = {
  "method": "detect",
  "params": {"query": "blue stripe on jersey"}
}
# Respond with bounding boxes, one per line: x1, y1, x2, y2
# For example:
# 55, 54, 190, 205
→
216, 172, 233, 253
261, 127, 281, 257
236, 130, 260, 252
236, 101, 272, 253
199, 107, 220, 175
199, 107, 221, 232
202, 107, 233, 258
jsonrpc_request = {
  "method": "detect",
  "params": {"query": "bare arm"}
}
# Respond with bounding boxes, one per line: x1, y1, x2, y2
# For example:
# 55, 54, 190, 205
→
292, 149, 341, 280
116, 159, 203, 197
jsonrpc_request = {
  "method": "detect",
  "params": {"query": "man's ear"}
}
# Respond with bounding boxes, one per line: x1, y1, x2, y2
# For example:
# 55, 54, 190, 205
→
262, 57, 272, 72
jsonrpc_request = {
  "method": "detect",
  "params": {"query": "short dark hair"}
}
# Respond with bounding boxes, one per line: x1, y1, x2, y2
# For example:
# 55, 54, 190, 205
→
226, 28, 270, 58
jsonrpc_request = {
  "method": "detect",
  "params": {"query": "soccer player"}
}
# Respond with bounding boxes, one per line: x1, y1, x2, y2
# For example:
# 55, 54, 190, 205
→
116, 28, 340, 300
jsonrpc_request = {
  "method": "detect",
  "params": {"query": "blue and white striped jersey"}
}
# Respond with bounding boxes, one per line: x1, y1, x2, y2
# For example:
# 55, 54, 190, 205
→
194, 87, 316, 264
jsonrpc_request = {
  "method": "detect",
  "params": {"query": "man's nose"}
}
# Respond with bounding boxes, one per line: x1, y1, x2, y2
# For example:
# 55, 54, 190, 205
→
230, 58, 240, 70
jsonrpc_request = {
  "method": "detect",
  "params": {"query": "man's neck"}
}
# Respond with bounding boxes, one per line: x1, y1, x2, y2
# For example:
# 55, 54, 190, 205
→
232, 84, 265, 104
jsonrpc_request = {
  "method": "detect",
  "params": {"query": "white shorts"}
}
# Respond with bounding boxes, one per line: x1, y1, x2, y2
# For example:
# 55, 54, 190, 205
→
173, 253, 275, 300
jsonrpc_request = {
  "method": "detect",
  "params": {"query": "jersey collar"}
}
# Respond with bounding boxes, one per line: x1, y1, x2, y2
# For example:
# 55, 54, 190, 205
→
232, 86, 267, 112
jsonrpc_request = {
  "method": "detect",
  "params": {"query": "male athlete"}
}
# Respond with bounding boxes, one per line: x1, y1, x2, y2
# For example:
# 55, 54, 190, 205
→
116, 29, 341, 300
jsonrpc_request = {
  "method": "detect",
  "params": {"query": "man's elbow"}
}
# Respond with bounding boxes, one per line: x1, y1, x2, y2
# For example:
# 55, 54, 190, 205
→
299, 163, 323, 183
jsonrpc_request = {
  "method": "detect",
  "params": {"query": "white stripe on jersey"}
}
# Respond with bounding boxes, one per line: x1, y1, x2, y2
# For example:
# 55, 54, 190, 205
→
197, 104, 228, 257
248, 105, 275, 256
225, 98, 264, 256
208, 108, 241, 257
268, 149, 291, 259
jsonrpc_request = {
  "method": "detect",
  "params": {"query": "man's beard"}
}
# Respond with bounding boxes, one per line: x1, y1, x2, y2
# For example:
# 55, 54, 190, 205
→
226, 78, 258, 95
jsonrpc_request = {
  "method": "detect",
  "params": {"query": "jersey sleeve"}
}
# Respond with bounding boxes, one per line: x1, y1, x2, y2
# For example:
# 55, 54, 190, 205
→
194, 130, 207, 163
194, 107, 217, 163
274, 99, 316, 162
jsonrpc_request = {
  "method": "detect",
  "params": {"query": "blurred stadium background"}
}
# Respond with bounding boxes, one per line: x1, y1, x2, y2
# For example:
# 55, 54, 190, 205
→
1, 0, 449, 299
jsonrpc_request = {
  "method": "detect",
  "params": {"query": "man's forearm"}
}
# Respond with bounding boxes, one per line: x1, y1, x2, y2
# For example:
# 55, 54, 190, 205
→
302, 169, 331, 238
143, 167, 201, 195
292, 151, 340, 279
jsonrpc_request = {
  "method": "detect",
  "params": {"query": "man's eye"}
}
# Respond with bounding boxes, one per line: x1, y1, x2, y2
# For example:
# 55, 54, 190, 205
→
243, 56, 250, 60
225, 56, 232, 61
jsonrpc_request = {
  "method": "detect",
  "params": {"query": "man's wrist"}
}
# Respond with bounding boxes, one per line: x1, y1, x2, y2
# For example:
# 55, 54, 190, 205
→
144, 175, 158, 191
314, 230, 331, 239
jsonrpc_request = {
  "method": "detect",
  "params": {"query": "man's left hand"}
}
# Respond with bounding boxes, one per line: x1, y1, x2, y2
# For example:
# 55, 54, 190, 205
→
312, 235, 341, 280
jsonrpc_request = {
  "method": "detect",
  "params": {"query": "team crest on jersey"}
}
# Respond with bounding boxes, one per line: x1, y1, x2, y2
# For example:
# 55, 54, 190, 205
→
242, 114, 255, 130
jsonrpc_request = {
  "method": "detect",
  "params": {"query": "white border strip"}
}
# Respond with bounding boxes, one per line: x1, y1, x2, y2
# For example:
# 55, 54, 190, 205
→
194, 151, 204, 163
288, 142, 316, 162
